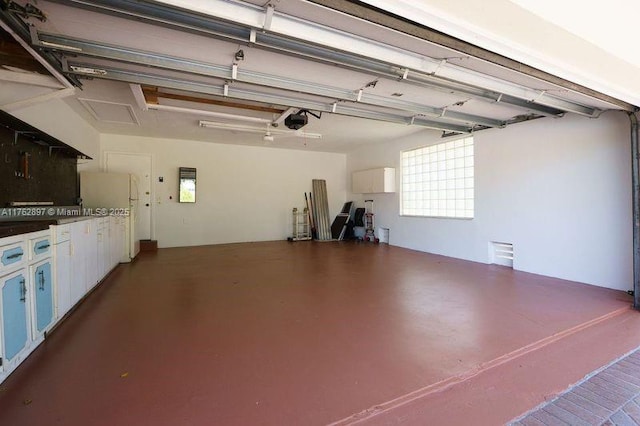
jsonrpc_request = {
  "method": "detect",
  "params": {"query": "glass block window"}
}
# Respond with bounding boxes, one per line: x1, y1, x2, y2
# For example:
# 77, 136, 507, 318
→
401, 137, 474, 218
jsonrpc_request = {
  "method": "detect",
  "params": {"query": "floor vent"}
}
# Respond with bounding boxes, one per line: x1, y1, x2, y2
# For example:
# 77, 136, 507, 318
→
490, 241, 514, 268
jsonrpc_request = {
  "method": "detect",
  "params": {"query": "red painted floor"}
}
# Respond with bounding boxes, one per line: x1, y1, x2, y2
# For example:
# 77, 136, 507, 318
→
0, 241, 637, 425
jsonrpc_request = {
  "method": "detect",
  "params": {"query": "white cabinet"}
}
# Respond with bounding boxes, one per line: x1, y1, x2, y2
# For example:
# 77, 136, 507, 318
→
0, 217, 126, 385
0, 230, 52, 383
109, 216, 125, 270
69, 221, 88, 306
85, 219, 98, 291
96, 218, 108, 282
352, 167, 396, 193
26, 231, 54, 340
51, 224, 71, 321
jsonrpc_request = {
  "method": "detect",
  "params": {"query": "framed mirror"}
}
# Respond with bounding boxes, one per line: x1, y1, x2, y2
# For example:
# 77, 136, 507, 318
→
179, 167, 196, 203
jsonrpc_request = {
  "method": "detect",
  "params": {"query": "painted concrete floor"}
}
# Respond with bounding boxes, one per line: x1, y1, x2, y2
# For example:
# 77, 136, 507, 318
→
0, 241, 639, 425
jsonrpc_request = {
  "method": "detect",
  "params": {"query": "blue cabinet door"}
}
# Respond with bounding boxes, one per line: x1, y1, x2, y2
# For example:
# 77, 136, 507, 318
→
34, 262, 53, 333
2, 273, 28, 361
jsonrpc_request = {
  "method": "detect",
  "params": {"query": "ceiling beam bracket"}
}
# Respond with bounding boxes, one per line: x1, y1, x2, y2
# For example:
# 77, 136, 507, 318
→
263, 4, 275, 31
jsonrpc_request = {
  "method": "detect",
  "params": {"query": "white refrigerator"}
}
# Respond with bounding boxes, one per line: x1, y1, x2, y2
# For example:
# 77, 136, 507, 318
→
80, 171, 140, 262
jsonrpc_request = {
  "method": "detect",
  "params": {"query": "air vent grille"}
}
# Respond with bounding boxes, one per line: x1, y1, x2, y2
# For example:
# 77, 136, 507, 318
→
490, 241, 513, 268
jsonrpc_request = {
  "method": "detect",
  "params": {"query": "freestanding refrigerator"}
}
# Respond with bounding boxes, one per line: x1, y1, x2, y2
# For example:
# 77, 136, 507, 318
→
80, 171, 140, 262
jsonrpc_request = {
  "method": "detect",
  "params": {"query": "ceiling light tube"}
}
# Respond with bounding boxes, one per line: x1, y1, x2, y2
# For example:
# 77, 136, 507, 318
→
149, 104, 272, 123
199, 120, 322, 138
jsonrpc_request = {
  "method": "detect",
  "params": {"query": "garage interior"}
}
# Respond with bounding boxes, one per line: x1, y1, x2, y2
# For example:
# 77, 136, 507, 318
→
0, 0, 639, 425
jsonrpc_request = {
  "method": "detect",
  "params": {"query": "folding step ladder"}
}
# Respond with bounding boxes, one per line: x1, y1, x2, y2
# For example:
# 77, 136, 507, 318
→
288, 207, 312, 241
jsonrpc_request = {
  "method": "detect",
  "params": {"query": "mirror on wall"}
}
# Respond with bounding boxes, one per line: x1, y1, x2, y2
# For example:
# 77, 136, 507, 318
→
179, 167, 196, 203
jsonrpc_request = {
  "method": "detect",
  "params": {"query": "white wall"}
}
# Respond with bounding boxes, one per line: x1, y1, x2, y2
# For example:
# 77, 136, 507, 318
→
98, 134, 346, 248
347, 112, 632, 291
11, 98, 100, 163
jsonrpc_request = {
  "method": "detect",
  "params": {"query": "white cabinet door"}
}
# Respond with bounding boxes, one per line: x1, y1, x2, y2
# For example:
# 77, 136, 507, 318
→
54, 240, 71, 319
109, 216, 124, 270
69, 221, 87, 306
85, 219, 98, 291
352, 170, 373, 194
96, 221, 106, 282
352, 168, 396, 193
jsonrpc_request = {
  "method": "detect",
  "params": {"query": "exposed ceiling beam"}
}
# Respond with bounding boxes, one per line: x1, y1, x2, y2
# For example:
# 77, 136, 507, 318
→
42, 0, 592, 117
0, 10, 79, 88
0, 26, 50, 74
65, 63, 473, 133
34, 31, 505, 127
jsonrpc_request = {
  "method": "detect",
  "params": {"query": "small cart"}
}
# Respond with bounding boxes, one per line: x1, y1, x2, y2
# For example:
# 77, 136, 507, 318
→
363, 199, 379, 243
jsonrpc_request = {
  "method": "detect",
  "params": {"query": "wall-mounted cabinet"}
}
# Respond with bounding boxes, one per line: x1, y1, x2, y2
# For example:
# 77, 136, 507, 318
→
352, 167, 396, 194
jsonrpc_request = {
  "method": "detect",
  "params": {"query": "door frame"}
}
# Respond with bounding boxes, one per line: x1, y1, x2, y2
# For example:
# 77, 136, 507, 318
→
102, 151, 156, 241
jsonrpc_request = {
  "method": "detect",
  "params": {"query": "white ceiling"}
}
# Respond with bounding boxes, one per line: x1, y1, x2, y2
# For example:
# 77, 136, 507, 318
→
363, 0, 640, 107
1, 0, 636, 153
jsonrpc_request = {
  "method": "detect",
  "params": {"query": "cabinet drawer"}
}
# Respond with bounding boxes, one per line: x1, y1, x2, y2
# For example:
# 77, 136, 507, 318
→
0, 241, 26, 273
51, 224, 71, 244
29, 234, 51, 261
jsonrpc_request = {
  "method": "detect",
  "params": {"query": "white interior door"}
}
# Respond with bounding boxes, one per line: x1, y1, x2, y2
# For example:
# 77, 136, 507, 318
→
104, 152, 153, 241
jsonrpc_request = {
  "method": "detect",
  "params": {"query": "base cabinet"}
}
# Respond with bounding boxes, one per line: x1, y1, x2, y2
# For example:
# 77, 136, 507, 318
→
54, 239, 71, 320
69, 221, 88, 307
0, 218, 125, 383
1, 270, 29, 365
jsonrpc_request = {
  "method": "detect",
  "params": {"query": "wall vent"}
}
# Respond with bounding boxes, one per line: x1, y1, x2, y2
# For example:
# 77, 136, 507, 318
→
490, 241, 513, 268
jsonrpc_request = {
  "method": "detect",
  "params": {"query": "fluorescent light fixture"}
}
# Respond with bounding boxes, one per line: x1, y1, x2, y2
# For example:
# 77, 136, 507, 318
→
151, 104, 272, 123
199, 120, 322, 139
